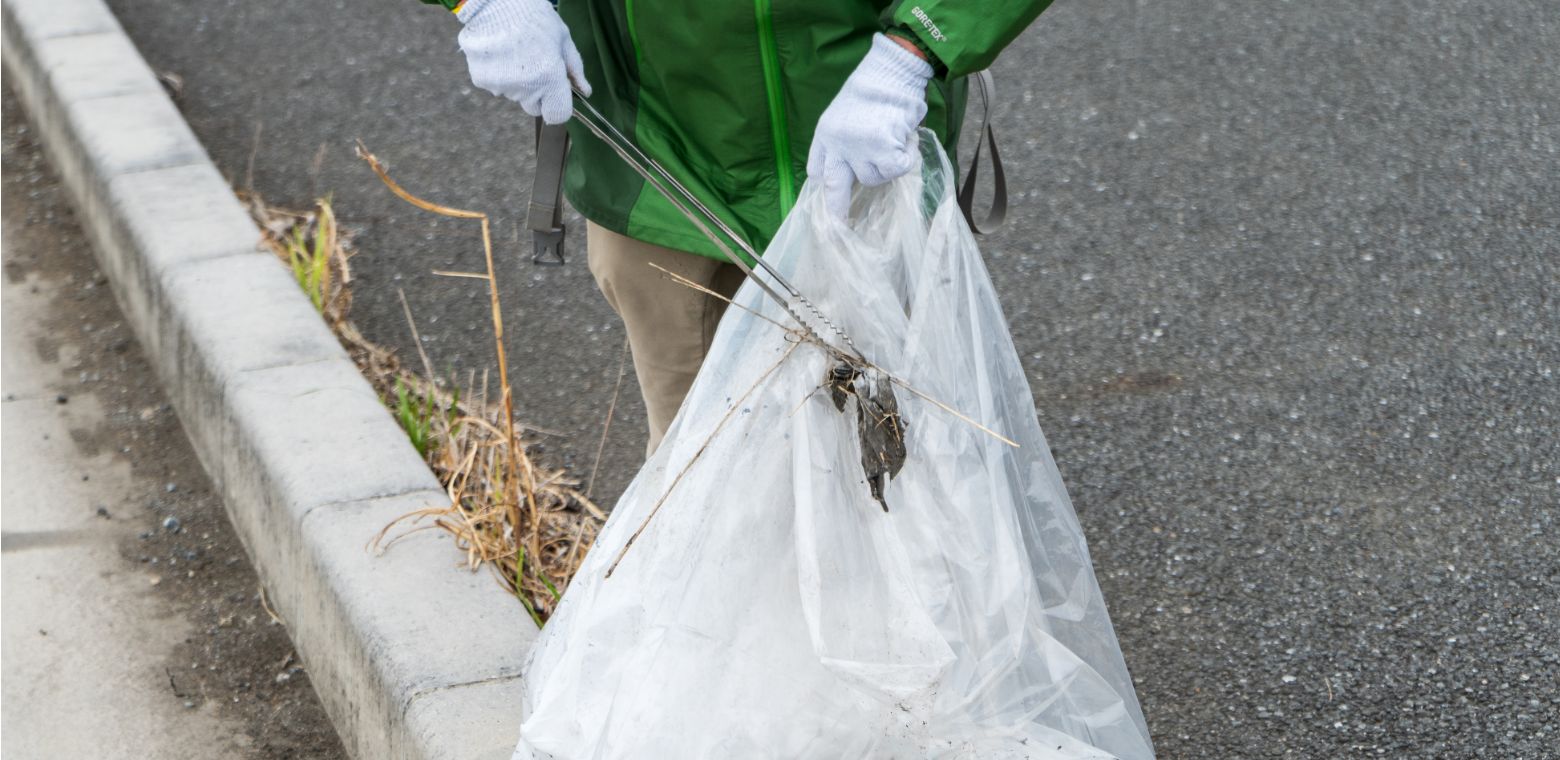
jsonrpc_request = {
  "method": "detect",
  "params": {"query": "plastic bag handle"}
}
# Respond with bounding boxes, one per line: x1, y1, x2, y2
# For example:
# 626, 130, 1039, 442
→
958, 70, 1008, 235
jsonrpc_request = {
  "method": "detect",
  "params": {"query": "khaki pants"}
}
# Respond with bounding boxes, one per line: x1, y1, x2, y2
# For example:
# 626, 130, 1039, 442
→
586, 222, 744, 455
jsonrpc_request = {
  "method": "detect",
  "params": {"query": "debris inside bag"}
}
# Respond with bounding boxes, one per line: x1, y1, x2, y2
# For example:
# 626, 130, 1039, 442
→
827, 361, 907, 511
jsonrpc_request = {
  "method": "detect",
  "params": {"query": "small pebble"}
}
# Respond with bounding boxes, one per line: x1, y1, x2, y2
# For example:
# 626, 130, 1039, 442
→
162, 516, 181, 533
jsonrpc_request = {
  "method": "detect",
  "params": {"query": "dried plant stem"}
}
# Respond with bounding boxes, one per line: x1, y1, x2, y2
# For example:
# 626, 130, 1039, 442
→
430, 270, 491, 280
605, 340, 800, 578
356, 142, 557, 602
647, 262, 799, 337
397, 288, 437, 380
476, 211, 543, 574
885, 377, 1019, 448
587, 337, 631, 499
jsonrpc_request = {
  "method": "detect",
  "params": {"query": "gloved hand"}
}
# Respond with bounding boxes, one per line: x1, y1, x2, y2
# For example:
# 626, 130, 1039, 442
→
457, 0, 591, 124
807, 33, 933, 219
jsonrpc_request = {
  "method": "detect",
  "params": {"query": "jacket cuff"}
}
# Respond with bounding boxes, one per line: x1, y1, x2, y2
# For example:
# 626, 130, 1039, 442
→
865, 33, 934, 90
885, 25, 946, 77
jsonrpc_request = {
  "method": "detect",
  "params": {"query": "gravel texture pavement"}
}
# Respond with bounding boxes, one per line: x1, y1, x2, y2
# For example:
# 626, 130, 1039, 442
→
100, 0, 1557, 756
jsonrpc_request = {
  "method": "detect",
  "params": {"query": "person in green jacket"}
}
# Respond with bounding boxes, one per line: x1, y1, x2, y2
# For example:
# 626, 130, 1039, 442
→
424, 0, 1054, 453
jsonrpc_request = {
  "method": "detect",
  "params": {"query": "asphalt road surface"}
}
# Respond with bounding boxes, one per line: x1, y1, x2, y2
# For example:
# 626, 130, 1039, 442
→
103, 0, 1557, 756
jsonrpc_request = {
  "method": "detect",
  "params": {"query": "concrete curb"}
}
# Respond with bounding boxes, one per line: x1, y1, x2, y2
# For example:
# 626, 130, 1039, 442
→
3, 1, 532, 757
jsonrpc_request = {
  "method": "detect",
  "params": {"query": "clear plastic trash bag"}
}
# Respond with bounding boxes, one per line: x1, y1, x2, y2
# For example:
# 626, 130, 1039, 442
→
513, 131, 1154, 760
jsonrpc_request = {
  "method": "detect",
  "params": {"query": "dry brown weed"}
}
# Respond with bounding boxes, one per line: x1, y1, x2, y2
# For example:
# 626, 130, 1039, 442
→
240, 161, 603, 627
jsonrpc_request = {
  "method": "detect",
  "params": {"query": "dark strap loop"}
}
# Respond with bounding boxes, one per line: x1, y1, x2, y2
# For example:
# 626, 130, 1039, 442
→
957, 70, 1008, 235
528, 117, 570, 265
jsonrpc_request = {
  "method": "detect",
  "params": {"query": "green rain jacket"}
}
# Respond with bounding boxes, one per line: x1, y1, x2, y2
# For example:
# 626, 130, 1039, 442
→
426, 0, 1055, 260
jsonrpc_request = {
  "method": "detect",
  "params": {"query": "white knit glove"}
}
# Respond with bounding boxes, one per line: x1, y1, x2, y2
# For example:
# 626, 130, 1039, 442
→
457, 0, 591, 124
807, 34, 933, 218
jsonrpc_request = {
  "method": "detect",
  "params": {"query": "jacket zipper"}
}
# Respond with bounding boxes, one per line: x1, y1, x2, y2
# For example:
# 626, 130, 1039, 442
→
753, 0, 796, 218
624, 0, 642, 66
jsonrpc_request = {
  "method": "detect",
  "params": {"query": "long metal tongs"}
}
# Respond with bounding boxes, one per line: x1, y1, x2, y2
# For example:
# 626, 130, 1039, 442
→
568, 90, 864, 361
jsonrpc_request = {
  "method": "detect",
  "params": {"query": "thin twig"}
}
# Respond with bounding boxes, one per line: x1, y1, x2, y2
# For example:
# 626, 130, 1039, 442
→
885, 375, 1019, 448
245, 121, 262, 192
356, 142, 485, 220
257, 582, 285, 626
397, 287, 437, 381
309, 142, 328, 199
605, 341, 800, 578
431, 270, 491, 280
587, 336, 631, 498
646, 262, 801, 338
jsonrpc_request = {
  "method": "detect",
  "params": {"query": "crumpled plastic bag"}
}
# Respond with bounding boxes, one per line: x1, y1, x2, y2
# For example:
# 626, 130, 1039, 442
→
512, 131, 1155, 760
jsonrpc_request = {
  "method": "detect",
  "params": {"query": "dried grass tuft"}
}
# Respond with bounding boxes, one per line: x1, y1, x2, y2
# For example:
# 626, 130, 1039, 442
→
240, 158, 604, 628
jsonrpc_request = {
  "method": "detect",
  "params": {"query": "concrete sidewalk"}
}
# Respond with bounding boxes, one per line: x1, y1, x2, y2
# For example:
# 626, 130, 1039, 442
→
3, 185, 255, 760
2, 0, 535, 756
2, 88, 347, 756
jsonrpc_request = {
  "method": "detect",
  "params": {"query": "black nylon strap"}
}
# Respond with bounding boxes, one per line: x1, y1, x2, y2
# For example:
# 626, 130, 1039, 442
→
529, 117, 570, 265
957, 70, 1008, 235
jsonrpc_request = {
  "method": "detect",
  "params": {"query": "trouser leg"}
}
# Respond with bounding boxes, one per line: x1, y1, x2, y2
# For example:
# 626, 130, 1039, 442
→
586, 222, 744, 456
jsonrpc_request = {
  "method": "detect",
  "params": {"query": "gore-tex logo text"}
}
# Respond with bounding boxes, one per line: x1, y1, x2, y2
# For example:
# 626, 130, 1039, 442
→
910, 7, 948, 42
